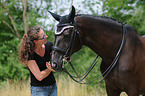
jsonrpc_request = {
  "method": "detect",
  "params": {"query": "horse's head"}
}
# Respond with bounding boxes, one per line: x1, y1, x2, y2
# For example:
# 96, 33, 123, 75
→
49, 6, 82, 71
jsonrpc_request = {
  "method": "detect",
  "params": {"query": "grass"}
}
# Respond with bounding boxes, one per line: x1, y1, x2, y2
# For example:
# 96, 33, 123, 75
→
56, 73, 106, 96
0, 79, 30, 96
0, 74, 128, 96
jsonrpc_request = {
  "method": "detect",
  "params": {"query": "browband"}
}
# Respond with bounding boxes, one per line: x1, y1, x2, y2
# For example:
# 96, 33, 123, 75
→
55, 25, 74, 35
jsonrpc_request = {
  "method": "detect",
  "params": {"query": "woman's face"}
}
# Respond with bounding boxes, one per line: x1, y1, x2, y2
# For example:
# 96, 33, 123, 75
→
35, 29, 48, 44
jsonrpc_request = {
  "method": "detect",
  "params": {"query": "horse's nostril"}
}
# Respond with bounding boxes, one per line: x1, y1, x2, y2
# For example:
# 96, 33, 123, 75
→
52, 62, 57, 69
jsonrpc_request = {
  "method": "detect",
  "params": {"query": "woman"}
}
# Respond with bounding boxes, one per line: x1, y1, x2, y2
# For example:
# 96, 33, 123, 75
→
18, 26, 57, 96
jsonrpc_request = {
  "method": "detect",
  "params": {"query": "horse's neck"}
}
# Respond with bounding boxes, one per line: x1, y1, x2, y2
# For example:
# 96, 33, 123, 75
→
78, 20, 123, 60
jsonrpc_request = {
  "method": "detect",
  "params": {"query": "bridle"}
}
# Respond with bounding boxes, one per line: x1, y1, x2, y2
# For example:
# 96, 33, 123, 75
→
52, 20, 80, 68
52, 19, 127, 84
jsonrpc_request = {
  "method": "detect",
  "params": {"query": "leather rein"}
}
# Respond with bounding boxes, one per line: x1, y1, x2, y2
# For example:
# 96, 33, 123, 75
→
52, 21, 127, 84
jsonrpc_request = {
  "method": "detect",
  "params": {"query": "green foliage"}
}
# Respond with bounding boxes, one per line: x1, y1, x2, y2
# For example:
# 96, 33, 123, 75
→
102, 0, 136, 22
101, 0, 145, 35
128, 6, 145, 35
0, 33, 29, 82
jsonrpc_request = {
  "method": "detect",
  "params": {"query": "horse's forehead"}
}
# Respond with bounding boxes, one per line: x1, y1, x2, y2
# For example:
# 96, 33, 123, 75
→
59, 16, 69, 24
55, 15, 74, 35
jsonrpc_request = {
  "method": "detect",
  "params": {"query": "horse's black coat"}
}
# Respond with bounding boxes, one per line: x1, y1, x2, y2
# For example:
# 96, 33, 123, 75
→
49, 6, 145, 96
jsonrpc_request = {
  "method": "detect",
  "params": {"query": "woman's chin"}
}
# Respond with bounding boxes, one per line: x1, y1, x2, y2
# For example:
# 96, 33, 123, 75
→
44, 40, 47, 44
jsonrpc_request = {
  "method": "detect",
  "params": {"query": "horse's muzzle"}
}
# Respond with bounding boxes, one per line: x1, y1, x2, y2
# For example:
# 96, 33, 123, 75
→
51, 62, 57, 69
51, 60, 63, 71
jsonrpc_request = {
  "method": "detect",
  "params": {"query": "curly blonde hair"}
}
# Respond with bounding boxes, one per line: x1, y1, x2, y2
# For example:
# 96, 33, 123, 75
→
18, 26, 41, 66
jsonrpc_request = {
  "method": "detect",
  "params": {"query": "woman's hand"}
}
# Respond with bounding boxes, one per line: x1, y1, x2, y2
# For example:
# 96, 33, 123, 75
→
46, 62, 56, 72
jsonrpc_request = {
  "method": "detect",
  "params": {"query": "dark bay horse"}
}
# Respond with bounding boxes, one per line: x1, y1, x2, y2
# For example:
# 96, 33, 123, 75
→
49, 6, 145, 96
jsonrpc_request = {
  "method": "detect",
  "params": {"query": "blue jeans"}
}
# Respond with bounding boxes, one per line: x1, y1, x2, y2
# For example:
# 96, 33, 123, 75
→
31, 83, 57, 96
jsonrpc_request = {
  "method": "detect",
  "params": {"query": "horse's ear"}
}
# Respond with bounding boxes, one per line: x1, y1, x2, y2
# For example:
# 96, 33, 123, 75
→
66, 5, 76, 22
48, 11, 61, 21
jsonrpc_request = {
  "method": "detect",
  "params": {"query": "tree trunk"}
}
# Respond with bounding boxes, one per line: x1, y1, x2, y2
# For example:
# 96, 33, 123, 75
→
22, 0, 29, 34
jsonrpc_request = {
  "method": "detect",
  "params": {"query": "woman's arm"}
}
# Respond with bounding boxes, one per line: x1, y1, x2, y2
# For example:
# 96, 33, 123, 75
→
27, 60, 54, 81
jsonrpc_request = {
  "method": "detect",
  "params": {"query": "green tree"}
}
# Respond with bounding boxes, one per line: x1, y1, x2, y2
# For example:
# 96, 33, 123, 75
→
128, 6, 145, 35
101, 0, 145, 35
128, 0, 145, 35
102, 0, 137, 22
0, 0, 54, 82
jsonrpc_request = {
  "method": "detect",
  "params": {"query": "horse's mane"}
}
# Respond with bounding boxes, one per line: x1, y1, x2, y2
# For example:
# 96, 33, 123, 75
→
76, 14, 123, 24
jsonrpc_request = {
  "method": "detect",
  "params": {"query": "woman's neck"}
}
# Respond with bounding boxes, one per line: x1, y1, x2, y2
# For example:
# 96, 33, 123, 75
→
34, 44, 45, 54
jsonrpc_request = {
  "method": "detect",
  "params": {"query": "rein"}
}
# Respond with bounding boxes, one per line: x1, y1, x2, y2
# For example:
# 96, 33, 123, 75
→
53, 21, 127, 84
